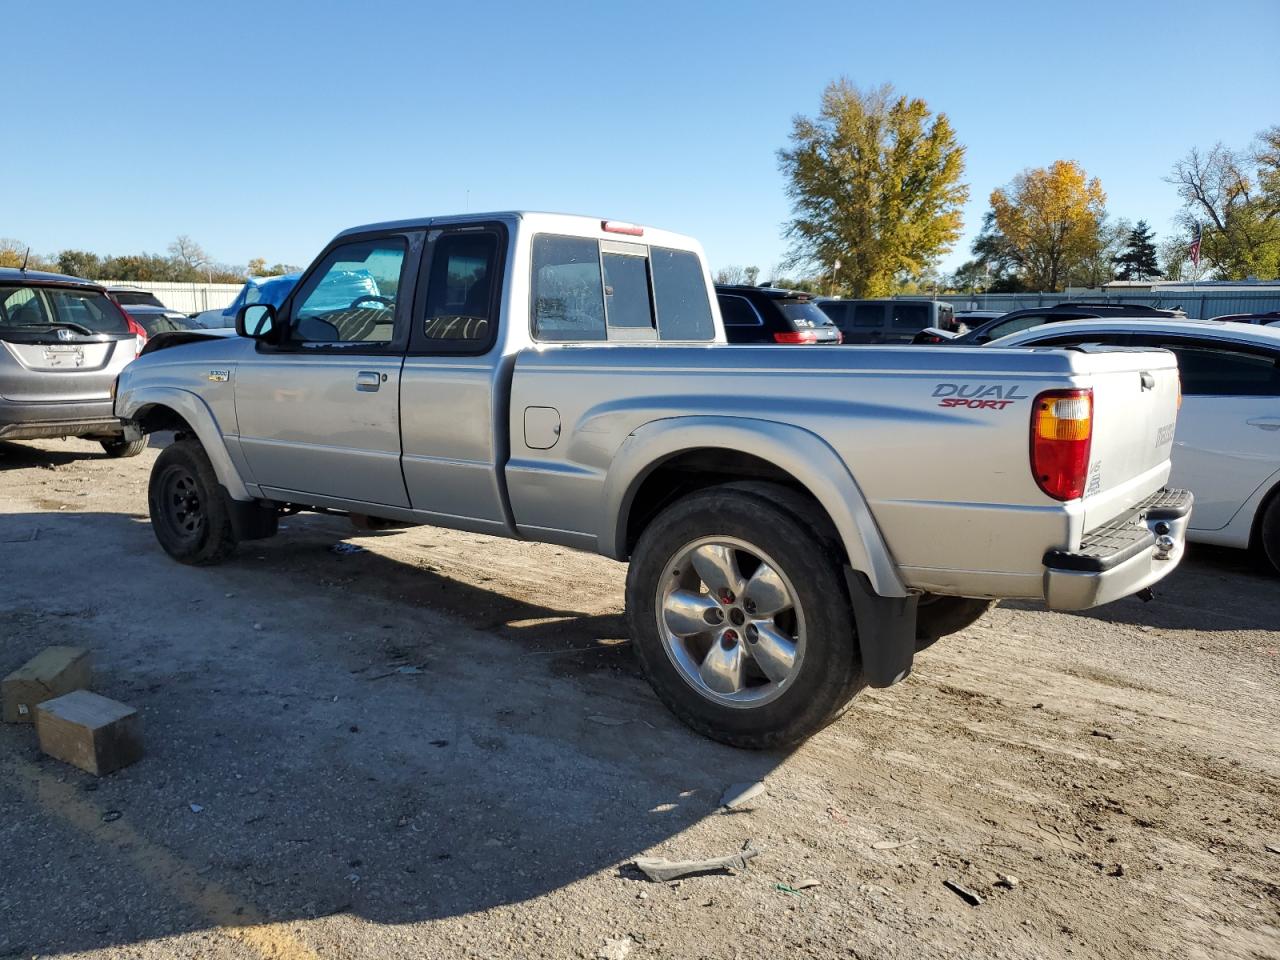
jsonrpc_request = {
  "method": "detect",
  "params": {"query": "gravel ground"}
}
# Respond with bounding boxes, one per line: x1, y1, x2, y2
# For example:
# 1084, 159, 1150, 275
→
1, 436, 1277, 960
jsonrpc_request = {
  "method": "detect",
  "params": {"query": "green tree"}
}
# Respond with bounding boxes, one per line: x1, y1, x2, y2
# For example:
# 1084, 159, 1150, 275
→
1168, 128, 1280, 279
988, 160, 1107, 291
779, 79, 968, 297
1112, 220, 1161, 281
247, 257, 268, 277
56, 250, 103, 279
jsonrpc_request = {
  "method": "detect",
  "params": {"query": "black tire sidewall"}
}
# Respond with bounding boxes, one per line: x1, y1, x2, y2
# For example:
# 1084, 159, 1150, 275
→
1261, 493, 1280, 576
626, 486, 859, 749
147, 440, 236, 564
102, 437, 147, 458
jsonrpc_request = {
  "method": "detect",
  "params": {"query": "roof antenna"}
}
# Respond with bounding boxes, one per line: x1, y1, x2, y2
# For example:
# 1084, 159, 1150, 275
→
20, 246, 30, 272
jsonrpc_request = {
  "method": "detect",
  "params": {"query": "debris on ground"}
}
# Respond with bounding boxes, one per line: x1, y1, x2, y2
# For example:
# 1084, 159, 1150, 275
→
792, 878, 821, 890
3, 646, 92, 724
101, 810, 122, 823
34, 690, 141, 776
872, 837, 918, 851
190, 803, 204, 813
632, 844, 760, 882
1091, 729, 1116, 740
720, 781, 766, 810
995, 874, 1020, 889
943, 879, 984, 906
1109, 863, 1127, 877
775, 883, 803, 897
330, 543, 367, 556
597, 936, 634, 960
1264, 843, 1280, 855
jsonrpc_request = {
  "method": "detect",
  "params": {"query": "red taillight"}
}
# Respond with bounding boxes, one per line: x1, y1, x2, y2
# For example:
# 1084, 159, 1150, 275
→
773, 330, 819, 344
1030, 388, 1093, 500
601, 219, 644, 236
124, 316, 148, 357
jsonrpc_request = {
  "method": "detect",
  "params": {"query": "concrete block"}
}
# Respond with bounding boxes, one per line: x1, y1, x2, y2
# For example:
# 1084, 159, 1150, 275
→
2, 646, 91, 723
35, 690, 142, 776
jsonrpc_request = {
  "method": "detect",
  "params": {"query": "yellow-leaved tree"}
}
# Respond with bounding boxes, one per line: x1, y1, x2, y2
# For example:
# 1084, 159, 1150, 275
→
779, 80, 968, 297
988, 161, 1107, 291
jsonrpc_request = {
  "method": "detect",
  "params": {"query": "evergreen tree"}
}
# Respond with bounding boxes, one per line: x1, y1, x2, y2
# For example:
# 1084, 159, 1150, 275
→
1113, 220, 1161, 280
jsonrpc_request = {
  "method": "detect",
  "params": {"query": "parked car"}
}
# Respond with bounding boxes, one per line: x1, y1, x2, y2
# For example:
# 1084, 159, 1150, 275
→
817, 298, 957, 344
192, 272, 301, 328
105, 285, 166, 309
0, 269, 146, 457
120, 305, 202, 338
115, 212, 1189, 748
715, 285, 842, 344
913, 310, 1007, 345
990, 318, 1280, 573
1210, 310, 1280, 325
916, 302, 1186, 346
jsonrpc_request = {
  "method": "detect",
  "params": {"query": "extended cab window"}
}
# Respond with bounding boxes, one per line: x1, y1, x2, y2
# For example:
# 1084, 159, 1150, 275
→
532, 235, 606, 341
420, 231, 499, 351
291, 238, 407, 344
652, 247, 713, 341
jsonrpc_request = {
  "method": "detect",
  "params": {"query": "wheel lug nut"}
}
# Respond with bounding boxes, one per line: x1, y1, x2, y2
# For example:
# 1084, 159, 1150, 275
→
718, 589, 735, 605
721, 629, 739, 649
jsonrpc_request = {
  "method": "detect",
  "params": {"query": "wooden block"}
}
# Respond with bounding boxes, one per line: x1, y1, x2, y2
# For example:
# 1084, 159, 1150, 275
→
35, 690, 142, 776
2, 646, 92, 723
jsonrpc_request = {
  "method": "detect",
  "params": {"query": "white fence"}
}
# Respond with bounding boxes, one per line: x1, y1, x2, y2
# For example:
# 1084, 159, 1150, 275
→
95, 281, 243, 314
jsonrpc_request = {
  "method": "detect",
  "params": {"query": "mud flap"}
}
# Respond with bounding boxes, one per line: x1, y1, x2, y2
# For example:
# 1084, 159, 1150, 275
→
844, 567, 918, 687
219, 486, 279, 541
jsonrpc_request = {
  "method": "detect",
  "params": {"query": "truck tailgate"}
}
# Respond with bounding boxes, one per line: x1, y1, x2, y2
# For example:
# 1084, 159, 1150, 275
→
1073, 346, 1180, 531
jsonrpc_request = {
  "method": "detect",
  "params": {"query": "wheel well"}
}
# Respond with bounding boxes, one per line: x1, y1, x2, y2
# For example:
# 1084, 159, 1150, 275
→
1249, 477, 1280, 549
134, 404, 195, 437
623, 449, 841, 559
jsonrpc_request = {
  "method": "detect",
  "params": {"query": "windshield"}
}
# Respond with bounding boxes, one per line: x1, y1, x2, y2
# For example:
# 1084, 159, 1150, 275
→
0, 284, 129, 334
777, 301, 837, 328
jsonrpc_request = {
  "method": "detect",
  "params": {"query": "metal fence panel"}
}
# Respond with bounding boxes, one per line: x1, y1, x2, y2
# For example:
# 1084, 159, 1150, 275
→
931, 291, 1280, 319
93, 281, 244, 314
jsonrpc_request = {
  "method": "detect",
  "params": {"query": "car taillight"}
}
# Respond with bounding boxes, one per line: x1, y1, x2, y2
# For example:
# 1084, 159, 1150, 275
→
124, 316, 148, 357
774, 330, 819, 344
1031, 388, 1093, 500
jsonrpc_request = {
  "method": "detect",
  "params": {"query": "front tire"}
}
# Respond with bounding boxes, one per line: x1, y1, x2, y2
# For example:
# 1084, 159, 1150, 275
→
101, 437, 148, 458
1258, 491, 1280, 576
626, 485, 861, 749
148, 439, 238, 565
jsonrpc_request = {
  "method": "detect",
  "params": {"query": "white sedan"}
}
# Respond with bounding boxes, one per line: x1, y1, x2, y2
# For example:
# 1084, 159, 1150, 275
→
991, 319, 1280, 573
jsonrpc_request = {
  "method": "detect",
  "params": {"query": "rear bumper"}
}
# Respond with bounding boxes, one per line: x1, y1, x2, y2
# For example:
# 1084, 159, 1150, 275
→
0, 399, 123, 440
1042, 488, 1192, 610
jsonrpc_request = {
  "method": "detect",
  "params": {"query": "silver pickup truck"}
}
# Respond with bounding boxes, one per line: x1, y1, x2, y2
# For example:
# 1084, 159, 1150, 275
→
114, 212, 1191, 748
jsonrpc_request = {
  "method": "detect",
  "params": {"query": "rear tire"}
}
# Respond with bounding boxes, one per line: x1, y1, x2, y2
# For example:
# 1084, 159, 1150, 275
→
1258, 491, 1280, 576
148, 439, 237, 565
101, 437, 147, 458
626, 484, 861, 749
914, 595, 993, 651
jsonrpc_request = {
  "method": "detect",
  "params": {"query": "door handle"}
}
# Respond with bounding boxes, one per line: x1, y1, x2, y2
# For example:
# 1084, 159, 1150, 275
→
1246, 417, 1280, 432
355, 371, 382, 392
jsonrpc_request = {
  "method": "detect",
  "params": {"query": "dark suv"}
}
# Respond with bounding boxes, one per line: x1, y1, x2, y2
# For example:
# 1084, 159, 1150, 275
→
715, 285, 842, 345
917, 302, 1185, 345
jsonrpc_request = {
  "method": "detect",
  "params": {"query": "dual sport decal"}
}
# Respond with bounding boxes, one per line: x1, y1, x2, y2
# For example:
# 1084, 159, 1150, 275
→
932, 383, 1028, 410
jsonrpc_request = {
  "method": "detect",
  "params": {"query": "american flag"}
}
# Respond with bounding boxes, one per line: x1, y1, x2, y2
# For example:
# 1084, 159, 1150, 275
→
1189, 224, 1203, 268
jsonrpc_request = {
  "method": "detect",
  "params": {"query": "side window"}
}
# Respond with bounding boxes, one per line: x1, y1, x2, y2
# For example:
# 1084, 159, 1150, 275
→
1156, 343, 1280, 397
819, 302, 847, 328
853, 304, 884, 328
891, 303, 929, 329
531, 235, 606, 341
717, 295, 760, 327
290, 237, 407, 345
602, 247, 655, 340
420, 231, 499, 351
652, 247, 713, 341
986, 314, 1052, 340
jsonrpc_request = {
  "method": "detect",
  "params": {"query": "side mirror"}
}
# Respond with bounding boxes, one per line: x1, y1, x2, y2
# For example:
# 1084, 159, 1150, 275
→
236, 303, 277, 340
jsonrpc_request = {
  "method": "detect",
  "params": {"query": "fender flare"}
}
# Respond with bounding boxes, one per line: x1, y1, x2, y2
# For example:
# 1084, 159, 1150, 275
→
600, 416, 907, 599
117, 386, 252, 501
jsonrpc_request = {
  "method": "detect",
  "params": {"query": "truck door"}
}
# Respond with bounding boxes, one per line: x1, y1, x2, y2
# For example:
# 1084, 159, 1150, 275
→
234, 232, 420, 508
398, 223, 512, 530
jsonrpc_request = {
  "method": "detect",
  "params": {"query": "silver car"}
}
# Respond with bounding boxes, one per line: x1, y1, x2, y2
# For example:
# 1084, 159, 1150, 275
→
0, 269, 146, 457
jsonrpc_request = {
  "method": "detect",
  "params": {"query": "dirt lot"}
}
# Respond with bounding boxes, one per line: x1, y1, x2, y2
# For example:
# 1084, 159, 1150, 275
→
1, 437, 1277, 960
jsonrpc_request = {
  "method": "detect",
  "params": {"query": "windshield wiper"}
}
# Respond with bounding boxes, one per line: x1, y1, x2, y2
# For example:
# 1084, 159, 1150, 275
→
25, 321, 97, 337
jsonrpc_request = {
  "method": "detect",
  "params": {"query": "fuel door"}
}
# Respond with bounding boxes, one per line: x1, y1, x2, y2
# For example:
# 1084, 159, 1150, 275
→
524, 406, 561, 450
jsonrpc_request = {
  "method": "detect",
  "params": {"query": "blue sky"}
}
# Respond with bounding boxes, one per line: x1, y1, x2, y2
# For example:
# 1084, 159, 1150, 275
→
7, 0, 1278, 277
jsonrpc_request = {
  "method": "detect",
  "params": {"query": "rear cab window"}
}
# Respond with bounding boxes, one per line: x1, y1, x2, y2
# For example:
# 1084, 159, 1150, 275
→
532, 233, 714, 343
